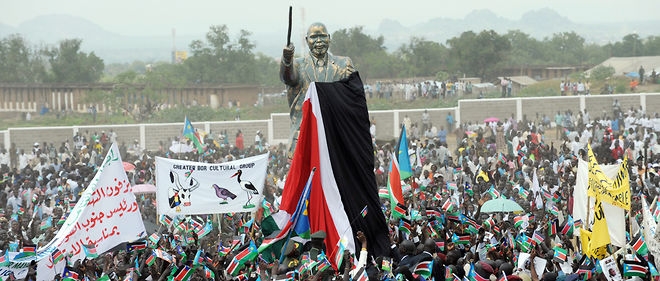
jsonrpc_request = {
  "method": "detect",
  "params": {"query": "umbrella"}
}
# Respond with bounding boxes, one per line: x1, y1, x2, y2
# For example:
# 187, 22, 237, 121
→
484, 117, 500, 123
480, 197, 524, 213
132, 184, 156, 194
169, 143, 193, 153
122, 162, 135, 171
625, 72, 640, 78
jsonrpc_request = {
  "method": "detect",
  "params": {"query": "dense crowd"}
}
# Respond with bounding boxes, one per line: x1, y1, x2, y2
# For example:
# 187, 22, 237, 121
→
0, 102, 659, 281
364, 80, 474, 101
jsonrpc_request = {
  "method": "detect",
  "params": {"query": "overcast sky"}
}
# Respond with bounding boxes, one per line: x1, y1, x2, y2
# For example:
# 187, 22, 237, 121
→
3, 0, 659, 36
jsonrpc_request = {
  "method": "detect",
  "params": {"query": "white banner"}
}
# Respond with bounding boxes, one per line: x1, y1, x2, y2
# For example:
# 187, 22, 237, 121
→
572, 159, 625, 247
155, 153, 269, 216
31, 143, 146, 281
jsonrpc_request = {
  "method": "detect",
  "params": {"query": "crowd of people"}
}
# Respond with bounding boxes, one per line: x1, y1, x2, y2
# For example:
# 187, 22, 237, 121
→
364, 80, 474, 101
0, 100, 659, 281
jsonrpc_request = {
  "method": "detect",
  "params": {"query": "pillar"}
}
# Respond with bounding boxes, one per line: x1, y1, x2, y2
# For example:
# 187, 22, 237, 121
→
393, 110, 400, 139
70, 90, 74, 111
64, 92, 69, 111
516, 98, 523, 121
640, 93, 647, 113
139, 124, 146, 151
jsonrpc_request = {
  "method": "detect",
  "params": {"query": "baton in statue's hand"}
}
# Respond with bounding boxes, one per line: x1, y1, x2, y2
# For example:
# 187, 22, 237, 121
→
287, 6, 292, 46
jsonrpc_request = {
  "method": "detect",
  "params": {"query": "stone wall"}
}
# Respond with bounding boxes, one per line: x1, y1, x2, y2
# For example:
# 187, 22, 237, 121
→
4, 93, 660, 151
459, 99, 517, 123
521, 96, 580, 120
9, 127, 74, 151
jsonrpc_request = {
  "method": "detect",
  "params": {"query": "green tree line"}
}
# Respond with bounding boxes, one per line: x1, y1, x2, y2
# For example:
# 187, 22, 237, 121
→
331, 28, 660, 80
2, 26, 660, 86
0, 35, 104, 83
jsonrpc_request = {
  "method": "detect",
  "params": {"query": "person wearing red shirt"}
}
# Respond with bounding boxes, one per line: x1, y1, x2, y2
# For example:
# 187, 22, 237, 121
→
611, 142, 623, 160
235, 130, 244, 150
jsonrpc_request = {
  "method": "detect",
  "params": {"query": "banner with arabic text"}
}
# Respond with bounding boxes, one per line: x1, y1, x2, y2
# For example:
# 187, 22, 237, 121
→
32, 143, 146, 281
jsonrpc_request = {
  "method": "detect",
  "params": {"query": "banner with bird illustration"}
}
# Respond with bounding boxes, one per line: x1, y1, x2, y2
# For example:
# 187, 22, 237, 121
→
155, 153, 269, 216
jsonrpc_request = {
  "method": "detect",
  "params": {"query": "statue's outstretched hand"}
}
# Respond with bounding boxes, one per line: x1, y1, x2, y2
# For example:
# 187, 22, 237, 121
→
283, 43, 295, 63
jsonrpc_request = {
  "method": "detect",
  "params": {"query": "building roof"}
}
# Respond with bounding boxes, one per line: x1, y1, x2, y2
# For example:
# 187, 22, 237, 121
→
498, 76, 538, 86
587, 56, 660, 76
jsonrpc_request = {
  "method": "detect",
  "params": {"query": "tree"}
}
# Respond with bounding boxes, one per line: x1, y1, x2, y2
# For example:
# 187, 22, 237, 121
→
643, 36, 660, 56
606, 33, 644, 57
331, 26, 397, 79
503, 30, 546, 66
589, 65, 615, 81
46, 39, 104, 83
0, 34, 47, 83
88, 63, 187, 121
447, 30, 510, 78
399, 37, 448, 78
546, 32, 586, 65
184, 25, 267, 84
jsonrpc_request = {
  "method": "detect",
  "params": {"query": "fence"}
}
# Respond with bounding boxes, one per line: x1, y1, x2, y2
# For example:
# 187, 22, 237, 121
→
2, 93, 659, 151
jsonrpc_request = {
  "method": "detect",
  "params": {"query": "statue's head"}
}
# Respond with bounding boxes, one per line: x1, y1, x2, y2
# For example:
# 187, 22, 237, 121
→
306, 22, 330, 59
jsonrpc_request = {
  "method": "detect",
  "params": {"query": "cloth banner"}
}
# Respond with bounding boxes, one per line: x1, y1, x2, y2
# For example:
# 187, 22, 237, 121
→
29, 143, 146, 281
573, 159, 625, 247
278, 72, 390, 269
155, 153, 268, 216
586, 146, 631, 210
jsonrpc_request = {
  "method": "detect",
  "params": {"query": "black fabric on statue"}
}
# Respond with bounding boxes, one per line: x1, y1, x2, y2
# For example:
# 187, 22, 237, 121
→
314, 71, 390, 258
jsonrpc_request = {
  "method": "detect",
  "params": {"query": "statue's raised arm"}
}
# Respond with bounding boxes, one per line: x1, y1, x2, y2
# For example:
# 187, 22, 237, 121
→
280, 43, 299, 87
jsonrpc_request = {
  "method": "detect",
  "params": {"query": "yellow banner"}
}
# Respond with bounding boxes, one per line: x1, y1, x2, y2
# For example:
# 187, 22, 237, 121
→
590, 245, 610, 260
591, 197, 611, 250
586, 145, 631, 210
580, 228, 591, 255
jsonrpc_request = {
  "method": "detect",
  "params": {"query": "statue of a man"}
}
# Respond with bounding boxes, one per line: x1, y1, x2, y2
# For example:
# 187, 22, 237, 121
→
280, 22, 355, 157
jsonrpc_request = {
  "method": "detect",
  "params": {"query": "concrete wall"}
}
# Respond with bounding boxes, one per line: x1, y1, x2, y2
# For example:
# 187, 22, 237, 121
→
585, 95, 640, 117
459, 99, 517, 123
9, 127, 74, 151
271, 113, 290, 142
521, 96, 580, 120
369, 111, 396, 141
4, 93, 660, 151
0, 131, 5, 150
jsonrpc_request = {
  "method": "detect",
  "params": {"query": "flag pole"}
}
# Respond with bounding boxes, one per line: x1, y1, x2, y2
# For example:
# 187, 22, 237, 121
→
278, 167, 316, 264
327, 205, 368, 265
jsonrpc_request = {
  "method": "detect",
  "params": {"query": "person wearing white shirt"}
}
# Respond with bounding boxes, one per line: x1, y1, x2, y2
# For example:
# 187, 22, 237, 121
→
571, 136, 582, 156
512, 133, 520, 156
582, 110, 590, 124
580, 129, 591, 145
6, 190, 21, 213
369, 122, 376, 138
348, 231, 369, 279
0, 149, 9, 167
18, 150, 29, 170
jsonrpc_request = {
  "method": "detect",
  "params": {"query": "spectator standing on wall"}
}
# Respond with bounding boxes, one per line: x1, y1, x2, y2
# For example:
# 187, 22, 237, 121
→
507, 78, 512, 97
501, 77, 508, 97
